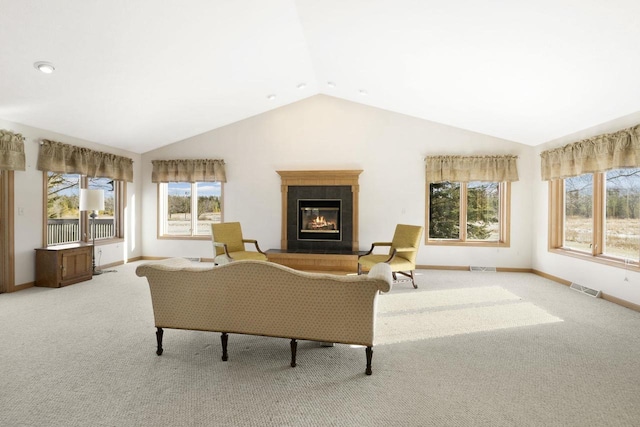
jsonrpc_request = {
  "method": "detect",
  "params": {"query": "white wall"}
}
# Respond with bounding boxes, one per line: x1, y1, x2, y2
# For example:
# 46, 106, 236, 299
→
532, 111, 640, 305
141, 95, 535, 269
0, 119, 143, 287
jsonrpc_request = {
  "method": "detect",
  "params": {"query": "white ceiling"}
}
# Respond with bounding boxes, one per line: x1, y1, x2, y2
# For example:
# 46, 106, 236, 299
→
1, 0, 639, 154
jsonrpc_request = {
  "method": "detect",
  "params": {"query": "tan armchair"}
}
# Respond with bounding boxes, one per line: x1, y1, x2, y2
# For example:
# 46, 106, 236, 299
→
211, 222, 267, 265
357, 224, 424, 288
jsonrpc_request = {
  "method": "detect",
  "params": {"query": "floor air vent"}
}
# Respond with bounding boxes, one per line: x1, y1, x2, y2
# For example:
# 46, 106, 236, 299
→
469, 266, 497, 272
569, 283, 601, 298
185, 257, 201, 262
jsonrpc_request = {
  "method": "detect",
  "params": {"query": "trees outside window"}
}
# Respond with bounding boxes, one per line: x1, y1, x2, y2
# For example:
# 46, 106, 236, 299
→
46, 173, 80, 245
550, 168, 640, 265
45, 172, 123, 245
427, 181, 510, 246
159, 182, 223, 238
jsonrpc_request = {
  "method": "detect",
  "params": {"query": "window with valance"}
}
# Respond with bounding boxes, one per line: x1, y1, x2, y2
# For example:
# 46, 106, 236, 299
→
425, 154, 518, 246
542, 124, 640, 267
37, 139, 132, 246
152, 159, 226, 239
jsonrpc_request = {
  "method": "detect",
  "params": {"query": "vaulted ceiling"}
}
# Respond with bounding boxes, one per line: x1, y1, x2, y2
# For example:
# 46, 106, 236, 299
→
1, 0, 639, 153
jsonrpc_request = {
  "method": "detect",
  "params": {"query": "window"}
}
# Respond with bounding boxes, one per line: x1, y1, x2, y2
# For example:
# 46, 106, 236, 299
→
158, 181, 223, 238
427, 181, 510, 246
550, 168, 640, 265
45, 172, 123, 246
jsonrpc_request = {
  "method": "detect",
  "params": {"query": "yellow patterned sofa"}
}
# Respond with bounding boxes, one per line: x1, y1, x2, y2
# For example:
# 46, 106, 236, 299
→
135, 258, 393, 375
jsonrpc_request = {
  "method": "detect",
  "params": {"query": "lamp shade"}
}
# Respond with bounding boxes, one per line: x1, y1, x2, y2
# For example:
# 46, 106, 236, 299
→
79, 189, 105, 212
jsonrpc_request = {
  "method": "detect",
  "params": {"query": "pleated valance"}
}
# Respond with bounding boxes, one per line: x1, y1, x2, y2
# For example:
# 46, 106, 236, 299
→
0, 129, 26, 171
425, 155, 519, 183
151, 159, 226, 183
540, 124, 640, 181
37, 139, 134, 182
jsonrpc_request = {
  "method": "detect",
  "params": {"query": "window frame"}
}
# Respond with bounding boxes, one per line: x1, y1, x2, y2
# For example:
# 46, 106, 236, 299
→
425, 181, 511, 247
548, 173, 640, 270
157, 181, 224, 240
42, 172, 125, 247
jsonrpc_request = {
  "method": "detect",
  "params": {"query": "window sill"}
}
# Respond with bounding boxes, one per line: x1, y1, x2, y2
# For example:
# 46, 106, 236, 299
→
549, 247, 640, 272
93, 237, 124, 247
426, 240, 509, 248
157, 235, 211, 241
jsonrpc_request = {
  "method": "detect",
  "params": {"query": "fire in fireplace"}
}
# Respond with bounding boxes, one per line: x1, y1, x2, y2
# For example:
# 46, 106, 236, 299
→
298, 199, 341, 241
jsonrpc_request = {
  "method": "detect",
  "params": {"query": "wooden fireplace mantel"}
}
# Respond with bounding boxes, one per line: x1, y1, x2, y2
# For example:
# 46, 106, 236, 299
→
276, 170, 362, 252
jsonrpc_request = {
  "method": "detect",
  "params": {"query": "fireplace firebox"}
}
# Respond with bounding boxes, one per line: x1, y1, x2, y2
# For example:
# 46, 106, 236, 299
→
298, 199, 341, 241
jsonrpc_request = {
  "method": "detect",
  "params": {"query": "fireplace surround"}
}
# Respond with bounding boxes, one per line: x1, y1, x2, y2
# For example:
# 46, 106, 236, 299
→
276, 170, 362, 252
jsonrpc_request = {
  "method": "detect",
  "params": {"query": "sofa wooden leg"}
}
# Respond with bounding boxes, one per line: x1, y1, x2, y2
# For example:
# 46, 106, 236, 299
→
411, 270, 418, 289
155, 327, 164, 355
290, 339, 297, 367
365, 346, 373, 375
357, 264, 362, 275
221, 332, 228, 361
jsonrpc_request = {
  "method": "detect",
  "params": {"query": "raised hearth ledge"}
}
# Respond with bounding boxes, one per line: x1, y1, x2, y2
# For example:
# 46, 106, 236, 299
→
266, 249, 367, 273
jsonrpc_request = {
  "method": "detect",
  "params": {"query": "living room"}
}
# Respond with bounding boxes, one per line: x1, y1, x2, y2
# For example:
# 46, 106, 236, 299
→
2, 1, 640, 424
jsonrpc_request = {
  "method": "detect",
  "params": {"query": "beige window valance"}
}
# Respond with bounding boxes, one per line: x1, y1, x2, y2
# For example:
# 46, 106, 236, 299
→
540, 124, 640, 181
37, 139, 134, 182
151, 159, 226, 183
425, 155, 519, 183
0, 129, 26, 171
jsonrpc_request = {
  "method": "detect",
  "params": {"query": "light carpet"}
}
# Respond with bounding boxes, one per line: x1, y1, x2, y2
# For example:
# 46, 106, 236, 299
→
2, 262, 640, 426
376, 286, 563, 344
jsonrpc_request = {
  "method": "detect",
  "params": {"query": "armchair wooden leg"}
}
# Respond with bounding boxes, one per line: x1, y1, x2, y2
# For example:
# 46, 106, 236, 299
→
411, 270, 418, 289
357, 264, 362, 275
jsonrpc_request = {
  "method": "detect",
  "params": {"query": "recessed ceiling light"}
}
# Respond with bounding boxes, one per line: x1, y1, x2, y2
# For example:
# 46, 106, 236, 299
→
359, 89, 368, 96
297, 83, 306, 90
327, 81, 336, 88
267, 94, 276, 100
34, 61, 55, 74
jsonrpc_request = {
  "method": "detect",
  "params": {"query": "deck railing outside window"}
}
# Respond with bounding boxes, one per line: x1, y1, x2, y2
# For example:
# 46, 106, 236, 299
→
47, 218, 114, 246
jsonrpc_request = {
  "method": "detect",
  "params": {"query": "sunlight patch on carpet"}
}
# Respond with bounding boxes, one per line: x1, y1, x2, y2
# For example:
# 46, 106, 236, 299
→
378, 286, 520, 313
376, 287, 563, 345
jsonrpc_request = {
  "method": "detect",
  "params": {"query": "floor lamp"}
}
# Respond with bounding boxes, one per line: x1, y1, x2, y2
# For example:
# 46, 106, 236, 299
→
79, 188, 104, 275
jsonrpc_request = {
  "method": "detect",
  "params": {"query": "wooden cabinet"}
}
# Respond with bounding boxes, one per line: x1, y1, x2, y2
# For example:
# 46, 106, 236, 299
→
35, 243, 93, 287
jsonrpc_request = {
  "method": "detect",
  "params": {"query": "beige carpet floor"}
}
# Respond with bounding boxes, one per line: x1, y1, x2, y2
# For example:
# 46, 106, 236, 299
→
2, 262, 640, 426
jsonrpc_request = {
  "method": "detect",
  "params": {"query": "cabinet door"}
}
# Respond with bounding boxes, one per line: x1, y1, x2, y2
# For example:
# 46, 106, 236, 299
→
61, 247, 92, 283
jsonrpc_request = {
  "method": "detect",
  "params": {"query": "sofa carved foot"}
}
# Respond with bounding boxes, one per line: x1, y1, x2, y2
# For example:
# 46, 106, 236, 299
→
156, 328, 164, 355
221, 332, 228, 361
365, 346, 373, 375
290, 339, 297, 367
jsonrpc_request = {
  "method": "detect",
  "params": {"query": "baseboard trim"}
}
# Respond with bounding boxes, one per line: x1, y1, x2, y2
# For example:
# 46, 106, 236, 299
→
8, 281, 34, 293
531, 269, 572, 286
531, 269, 640, 313
600, 293, 640, 312
418, 265, 532, 273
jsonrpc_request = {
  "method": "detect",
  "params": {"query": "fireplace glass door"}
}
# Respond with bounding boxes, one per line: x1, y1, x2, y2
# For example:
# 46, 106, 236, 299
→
298, 199, 341, 241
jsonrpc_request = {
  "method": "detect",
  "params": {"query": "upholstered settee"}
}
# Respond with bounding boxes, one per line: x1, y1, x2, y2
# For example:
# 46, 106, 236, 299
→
135, 258, 393, 375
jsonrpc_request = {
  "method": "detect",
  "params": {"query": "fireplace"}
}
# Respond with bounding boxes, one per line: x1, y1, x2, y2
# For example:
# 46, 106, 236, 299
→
298, 199, 341, 241
277, 170, 362, 252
